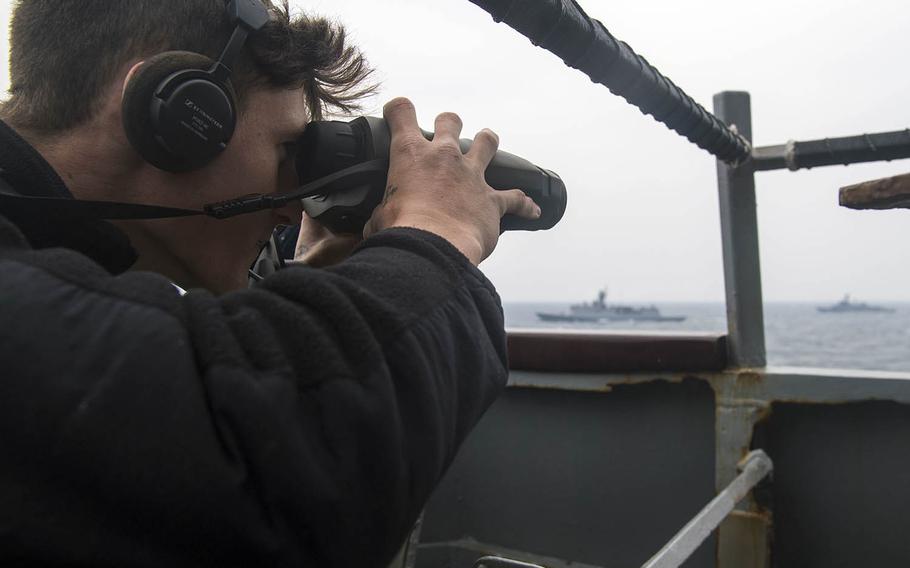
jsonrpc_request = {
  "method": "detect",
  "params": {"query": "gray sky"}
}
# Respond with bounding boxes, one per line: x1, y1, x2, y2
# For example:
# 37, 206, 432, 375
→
2, 0, 908, 302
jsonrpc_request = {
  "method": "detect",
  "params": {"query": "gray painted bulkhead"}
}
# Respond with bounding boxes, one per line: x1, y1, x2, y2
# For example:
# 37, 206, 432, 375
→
413, 369, 910, 568
417, 380, 716, 568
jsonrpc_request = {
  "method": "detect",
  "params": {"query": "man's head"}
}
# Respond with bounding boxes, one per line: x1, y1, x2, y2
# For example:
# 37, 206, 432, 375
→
2, 0, 373, 134
1, 0, 374, 292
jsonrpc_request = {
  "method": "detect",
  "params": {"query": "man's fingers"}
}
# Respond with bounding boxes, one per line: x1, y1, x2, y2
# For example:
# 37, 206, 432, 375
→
466, 128, 499, 168
433, 112, 463, 147
496, 189, 541, 220
383, 97, 421, 141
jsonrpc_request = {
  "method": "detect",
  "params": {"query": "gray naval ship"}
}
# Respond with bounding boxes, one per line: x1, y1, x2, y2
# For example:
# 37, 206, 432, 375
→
817, 294, 895, 313
537, 289, 686, 323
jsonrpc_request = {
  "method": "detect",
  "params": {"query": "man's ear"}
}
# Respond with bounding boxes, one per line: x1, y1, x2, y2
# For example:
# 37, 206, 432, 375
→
122, 61, 145, 99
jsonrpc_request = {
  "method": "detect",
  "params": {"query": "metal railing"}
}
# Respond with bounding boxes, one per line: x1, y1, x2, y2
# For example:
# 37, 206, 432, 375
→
641, 451, 773, 568
468, 0, 752, 165
753, 129, 910, 172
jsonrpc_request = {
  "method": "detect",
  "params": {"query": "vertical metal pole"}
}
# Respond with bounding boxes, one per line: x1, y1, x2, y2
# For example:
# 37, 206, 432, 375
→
714, 91, 766, 368
713, 92, 772, 568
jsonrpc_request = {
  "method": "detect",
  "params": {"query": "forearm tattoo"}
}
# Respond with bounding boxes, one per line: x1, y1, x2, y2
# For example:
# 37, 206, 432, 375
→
381, 184, 398, 207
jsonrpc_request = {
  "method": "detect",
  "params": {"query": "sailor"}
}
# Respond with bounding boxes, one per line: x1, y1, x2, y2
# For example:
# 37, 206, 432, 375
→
0, 1, 539, 566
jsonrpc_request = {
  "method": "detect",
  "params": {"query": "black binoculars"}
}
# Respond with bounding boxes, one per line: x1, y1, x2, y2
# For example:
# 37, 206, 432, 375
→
291, 116, 567, 234
204, 116, 567, 233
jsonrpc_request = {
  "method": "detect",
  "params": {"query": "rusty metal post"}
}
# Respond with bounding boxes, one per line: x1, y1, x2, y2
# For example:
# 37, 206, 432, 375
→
713, 372, 772, 568
714, 91, 766, 368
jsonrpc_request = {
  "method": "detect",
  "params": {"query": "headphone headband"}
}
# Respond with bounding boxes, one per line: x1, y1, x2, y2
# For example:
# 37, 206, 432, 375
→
212, 0, 270, 82
227, 0, 271, 30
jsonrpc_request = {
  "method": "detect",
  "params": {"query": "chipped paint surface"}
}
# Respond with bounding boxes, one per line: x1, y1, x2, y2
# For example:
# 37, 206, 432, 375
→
509, 367, 910, 405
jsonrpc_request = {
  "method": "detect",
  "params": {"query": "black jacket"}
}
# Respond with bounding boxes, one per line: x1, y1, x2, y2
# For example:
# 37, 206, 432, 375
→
0, 121, 509, 567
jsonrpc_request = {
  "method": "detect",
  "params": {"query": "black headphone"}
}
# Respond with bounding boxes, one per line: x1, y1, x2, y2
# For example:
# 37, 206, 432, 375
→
121, 0, 270, 173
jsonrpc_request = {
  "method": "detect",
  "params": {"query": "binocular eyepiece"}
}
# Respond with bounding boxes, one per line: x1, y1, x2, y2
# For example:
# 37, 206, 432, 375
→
293, 117, 567, 234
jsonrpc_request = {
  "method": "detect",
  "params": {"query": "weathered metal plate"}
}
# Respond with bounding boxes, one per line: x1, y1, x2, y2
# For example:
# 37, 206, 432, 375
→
418, 381, 716, 567
752, 401, 910, 566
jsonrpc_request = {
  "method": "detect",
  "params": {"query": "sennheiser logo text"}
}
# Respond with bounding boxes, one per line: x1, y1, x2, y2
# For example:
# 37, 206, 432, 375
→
184, 99, 224, 130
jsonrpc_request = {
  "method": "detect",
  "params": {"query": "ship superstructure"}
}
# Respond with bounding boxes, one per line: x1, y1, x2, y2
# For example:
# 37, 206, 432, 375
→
537, 289, 686, 322
817, 294, 895, 313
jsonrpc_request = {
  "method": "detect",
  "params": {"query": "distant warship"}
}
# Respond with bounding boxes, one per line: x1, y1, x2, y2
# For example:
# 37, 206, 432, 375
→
537, 289, 686, 323
817, 294, 895, 313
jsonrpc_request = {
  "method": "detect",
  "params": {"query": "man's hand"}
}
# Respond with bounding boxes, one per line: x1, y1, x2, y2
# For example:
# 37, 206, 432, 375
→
294, 214, 362, 268
363, 97, 540, 265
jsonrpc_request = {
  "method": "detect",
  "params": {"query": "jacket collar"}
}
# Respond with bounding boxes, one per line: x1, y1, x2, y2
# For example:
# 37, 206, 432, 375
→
0, 120, 137, 273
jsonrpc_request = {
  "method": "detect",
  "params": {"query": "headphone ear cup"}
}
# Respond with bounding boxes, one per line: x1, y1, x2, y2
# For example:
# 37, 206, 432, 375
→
122, 51, 237, 173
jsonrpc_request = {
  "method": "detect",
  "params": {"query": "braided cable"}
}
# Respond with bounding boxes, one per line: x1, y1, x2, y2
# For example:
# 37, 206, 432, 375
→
469, 0, 753, 165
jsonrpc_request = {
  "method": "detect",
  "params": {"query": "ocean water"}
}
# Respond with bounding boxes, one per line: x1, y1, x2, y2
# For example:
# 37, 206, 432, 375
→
503, 302, 910, 373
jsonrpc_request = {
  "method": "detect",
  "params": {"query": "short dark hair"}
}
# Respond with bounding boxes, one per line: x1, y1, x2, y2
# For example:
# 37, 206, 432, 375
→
1, 0, 375, 134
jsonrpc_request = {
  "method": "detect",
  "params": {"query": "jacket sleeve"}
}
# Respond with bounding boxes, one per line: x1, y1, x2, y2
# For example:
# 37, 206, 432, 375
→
0, 227, 509, 568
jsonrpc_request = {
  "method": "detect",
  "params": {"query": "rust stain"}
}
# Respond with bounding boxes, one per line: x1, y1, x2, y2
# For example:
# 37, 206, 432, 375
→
509, 373, 703, 394
755, 401, 773, 423
736, 370, 765, 387
729, 509, 773, 524
598, 374, 692, 393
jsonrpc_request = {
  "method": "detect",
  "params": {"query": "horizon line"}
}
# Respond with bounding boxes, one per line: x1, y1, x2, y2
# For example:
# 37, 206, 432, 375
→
502, 299, 910, 304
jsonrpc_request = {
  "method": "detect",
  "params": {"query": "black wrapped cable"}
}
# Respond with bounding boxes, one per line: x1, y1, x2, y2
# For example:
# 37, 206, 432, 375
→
753, 129, 910, 171
791, 129, 910, 170
468, 0, 752, 165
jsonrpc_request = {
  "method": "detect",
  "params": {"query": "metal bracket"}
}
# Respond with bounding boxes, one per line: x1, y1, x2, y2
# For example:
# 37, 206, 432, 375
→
640, 450, 773, 568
